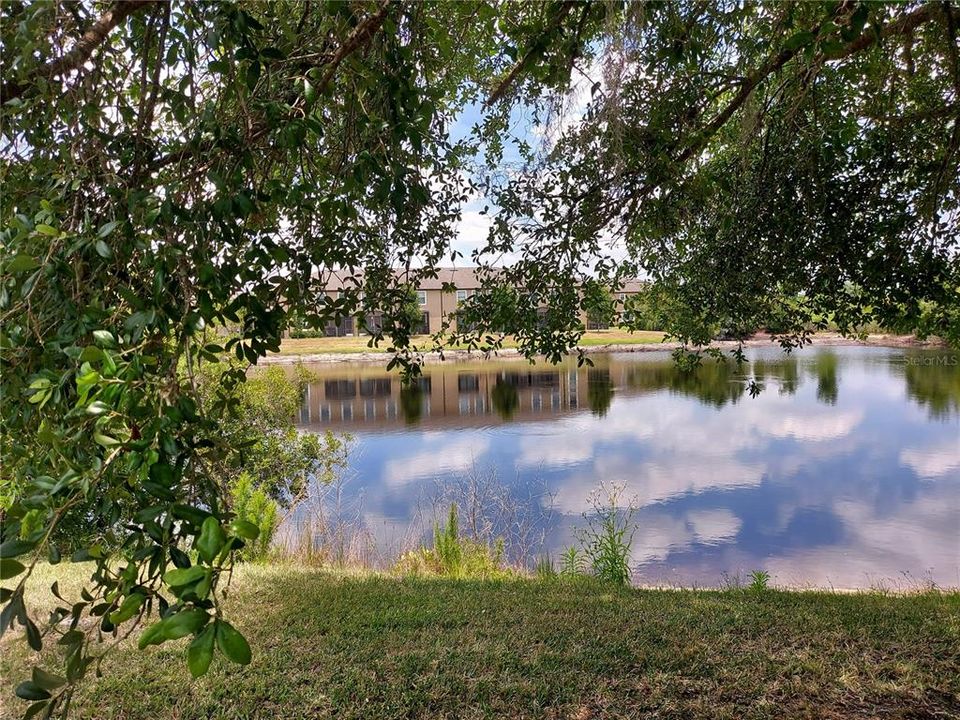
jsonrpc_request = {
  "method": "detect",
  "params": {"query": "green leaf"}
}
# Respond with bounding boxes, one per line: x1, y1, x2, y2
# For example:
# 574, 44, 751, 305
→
163, 566, 206, 587
15, 681, 50, 701
23, 700, 49, 720
6, 254, 39, 273
784, 31, 815, 51
93, 433, 121, 447
97, 220, 119, 238
229, 519, 260, 540
137, 620, 167, 649
94, 239, 112, 258
303, 77, 317, 105
25, 618, 41, 650
138, 608, 208, 649
163, 608, 209, 641
78, 345, 103, 363
0, 558, 26, 579
215, 620, 251, 665
108, 592, 144, 624
58, 630, 84, 646
92, 330, 116, 348
31, 667, 66, 691
197, 517, 225, 563
246, 61, 261, 90
34, 224, 58, 237
233, 193, 255, 216
86, 401, 111, 415
0, 538, 36, 558
187, 625, 215, 677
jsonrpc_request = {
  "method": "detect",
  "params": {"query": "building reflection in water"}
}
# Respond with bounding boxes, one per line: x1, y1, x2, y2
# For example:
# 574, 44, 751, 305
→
283, 347, 960, 588
293, 350, 921, 431
300, 365, 584, 428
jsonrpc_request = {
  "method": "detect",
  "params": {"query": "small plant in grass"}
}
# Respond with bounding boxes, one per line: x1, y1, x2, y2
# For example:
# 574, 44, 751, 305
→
394, 503, 509, 579
577, 483, 637, 587
748, 569, 771, 592
434, 503, 464, 574
535, 555, 556, 579
559, 547, 587, 577
229, 473, 279, 561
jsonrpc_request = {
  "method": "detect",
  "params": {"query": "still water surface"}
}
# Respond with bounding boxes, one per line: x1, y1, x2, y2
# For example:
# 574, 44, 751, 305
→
292, 346, 960, 588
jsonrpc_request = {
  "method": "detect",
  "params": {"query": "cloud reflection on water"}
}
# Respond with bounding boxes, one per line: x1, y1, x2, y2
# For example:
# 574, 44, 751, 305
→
297, 346, 960, 588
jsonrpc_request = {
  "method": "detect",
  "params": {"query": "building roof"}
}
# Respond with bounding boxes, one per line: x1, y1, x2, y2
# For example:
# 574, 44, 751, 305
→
316, 267, 646, 293
414, 267, 483, 290
316, 267, 484, 291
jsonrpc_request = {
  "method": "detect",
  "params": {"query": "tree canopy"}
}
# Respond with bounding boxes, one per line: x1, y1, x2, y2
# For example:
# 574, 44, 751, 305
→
462, 0, 960, 355
1, 1, 958, 715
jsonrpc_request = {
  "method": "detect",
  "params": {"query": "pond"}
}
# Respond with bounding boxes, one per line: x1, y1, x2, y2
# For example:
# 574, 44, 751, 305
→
287, 345, 960, 589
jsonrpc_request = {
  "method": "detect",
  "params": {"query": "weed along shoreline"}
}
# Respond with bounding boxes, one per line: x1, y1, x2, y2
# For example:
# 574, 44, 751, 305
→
3, 562, 958, 720
261, 332, 946, 366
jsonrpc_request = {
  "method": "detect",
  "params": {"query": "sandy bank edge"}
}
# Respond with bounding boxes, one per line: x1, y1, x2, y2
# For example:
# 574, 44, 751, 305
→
260, 333, 949, 366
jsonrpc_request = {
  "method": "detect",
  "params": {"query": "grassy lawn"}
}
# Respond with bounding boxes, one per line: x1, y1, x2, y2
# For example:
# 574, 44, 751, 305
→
3, 564, 958, 719
275, 330, 667, 356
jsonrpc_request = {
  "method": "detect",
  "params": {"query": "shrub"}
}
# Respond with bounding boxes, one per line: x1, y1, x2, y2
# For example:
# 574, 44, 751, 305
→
748, 569, 771, 592
434, 502, 464, 574
394, 503, 508, 579
577, 484, 636, 587
229, 473, 279, 561
535, 555, 556, 579
559, 547, 587, 577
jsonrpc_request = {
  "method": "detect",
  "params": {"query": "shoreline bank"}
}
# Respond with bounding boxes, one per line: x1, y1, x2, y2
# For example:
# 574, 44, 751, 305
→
261, 332, 947, 366
4, 564, 958, 719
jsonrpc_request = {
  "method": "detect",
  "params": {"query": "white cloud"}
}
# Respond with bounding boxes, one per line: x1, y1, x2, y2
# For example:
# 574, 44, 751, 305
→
765, 490, 960, 589
762, 409, 863, 442
687, 509, 742, 545
900, 439, 960, 479
381, 435, 491, 487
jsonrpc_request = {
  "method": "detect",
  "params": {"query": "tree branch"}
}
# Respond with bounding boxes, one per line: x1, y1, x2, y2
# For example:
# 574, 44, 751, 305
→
485, 1, 578, 107
678, 1, 959, 165
316, 0, 393, 92
1, 0, 157, 103
150, 0, 394, 174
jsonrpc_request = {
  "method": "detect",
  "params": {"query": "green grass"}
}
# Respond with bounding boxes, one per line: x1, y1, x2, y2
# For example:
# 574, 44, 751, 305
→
275, 330, 667, 356
3, 563, 958, 719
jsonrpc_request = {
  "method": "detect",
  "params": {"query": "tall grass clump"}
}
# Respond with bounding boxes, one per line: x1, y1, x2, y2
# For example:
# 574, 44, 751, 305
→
577, 484, 636, 586
434, 502, 464, 574
395, 503, 509, 579
559, 547, 588, 577
229, 472, 279, 561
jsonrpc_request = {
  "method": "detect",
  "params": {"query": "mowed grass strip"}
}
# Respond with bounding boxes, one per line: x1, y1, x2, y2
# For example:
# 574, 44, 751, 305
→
274, 330, 668, 356
2, 564, 958, 719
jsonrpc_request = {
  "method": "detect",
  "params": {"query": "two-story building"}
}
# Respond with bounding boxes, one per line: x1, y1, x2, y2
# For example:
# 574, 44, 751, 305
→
316, 267, 645, 337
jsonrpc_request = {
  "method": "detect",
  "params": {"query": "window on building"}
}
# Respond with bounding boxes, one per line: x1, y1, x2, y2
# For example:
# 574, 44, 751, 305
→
360, 378, 391, 397
325, 380, 356, 399
458, 374, 479, 393
456, 289, 467, 303
417, 290, 427, 306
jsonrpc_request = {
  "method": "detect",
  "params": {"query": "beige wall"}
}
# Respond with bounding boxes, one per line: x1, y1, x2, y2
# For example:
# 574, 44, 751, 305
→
418, 288, 475, 334
298, 363, 615, 431
325, 287, 641, 336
